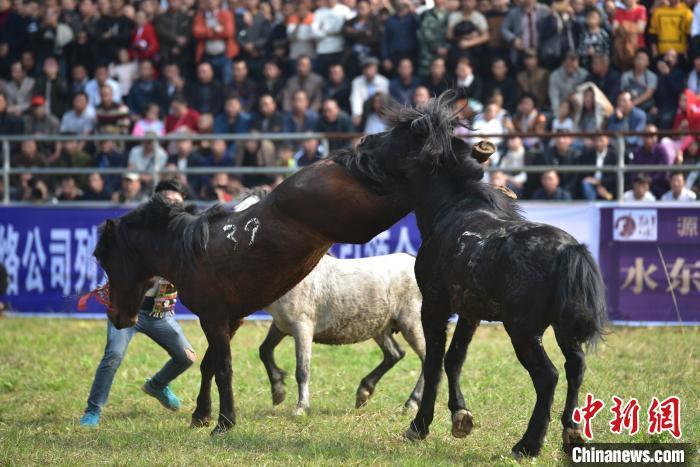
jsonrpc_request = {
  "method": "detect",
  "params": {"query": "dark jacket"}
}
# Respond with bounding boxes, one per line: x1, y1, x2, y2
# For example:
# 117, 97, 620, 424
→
314, 111, 355, 151
32, 76, 70, 117
226, 79, 258, 112
251, 111, 284, 133
128, 79, 166, 116
94, 14, 134, 64
153, 10, 192, 65
531, 146, 580, 195
577, 146, 618, 197
381, 13, 419, 61
532, 187, 573, 200
324, 80, 351, 114
590, 69, 622, 105
186, 80, 225, 115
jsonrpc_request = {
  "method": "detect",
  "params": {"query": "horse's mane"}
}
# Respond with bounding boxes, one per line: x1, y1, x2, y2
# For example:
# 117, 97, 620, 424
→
382, 90, 484, 182
103, 195, 231, 266
331, 146, 397, 195
332, 91, 485, 195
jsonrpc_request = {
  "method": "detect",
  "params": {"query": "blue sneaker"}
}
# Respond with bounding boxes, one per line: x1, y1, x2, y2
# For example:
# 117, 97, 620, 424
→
80, 411, 100, 427
142, 379, 181, 411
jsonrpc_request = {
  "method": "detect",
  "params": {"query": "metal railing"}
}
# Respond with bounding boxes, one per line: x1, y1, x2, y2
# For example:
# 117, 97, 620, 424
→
2, 130, 699, 204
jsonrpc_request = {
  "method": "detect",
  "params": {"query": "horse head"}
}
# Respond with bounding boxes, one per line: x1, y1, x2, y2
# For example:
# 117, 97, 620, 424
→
94, 217, 155, 329
348, 91, 496, 194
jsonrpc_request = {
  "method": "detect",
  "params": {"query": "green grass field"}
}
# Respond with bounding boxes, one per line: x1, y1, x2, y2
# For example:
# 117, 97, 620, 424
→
0, 318, 697, 465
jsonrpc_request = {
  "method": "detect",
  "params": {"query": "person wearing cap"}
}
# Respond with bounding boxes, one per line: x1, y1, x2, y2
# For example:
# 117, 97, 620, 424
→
81, 180, 196, 427
548, 51, 588, 112
111, 172, 147, 203
623, 174, 656, 201
23, 95, 60, 135
349, 56, 389, 127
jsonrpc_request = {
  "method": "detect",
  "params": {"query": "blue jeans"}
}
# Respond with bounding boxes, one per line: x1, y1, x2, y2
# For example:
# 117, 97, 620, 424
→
204, 54, 233, 86
581, 180, 598, 201
85, 311, 194, 414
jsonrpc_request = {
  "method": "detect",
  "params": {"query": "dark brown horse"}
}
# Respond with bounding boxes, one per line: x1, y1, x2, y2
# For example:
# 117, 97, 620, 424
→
94, 158, 414, 434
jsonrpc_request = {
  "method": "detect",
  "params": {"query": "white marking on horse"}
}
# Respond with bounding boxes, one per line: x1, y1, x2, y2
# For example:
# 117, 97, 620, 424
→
223, 224, 238, 249
244, 218, 261, 246
457, 231, 483, 256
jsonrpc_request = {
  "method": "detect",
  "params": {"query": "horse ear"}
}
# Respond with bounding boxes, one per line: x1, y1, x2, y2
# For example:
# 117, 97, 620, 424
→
471, 141, 497, 163
95, 219, 116, 259
103, 219, 116, 236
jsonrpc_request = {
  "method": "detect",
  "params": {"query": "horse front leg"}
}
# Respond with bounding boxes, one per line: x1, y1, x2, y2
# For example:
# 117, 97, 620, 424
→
190, 346, 215, 427
259, 322, 288, 406
208, 319, 240, 435
405, 301, 450, 441
444, 318, 479, 438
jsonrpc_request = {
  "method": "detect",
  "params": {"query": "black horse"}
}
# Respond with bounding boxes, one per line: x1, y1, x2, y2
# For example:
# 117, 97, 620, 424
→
334, 92, 607, 457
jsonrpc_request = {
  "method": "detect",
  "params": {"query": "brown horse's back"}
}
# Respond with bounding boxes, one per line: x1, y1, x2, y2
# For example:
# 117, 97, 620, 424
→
173, 160, 411, 322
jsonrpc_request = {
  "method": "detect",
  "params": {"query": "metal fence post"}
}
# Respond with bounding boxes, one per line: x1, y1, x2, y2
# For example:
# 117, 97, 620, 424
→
2, 140, 10, 204
615, 133, 626, 201
151, 136, 159, 194
321, 137, 331, 156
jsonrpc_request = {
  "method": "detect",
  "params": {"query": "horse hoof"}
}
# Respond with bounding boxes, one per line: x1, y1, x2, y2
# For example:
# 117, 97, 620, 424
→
511, 440, 540, 459
293, 406, 309, 417
451, 409, 474, 438
355, 387, 372, 408
190, 416, 211, 428
403, 425, 427, 442
210, 424, 230, 436
272, 388, 286, 406
562, 427, 586, 455
403, 399, 419, 413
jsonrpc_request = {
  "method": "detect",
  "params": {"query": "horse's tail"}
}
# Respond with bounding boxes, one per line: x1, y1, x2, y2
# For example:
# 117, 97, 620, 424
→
554, 244, 607, 349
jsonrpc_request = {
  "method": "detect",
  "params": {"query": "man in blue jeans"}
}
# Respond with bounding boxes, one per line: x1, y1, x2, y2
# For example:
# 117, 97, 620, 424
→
80, 180, 195, 427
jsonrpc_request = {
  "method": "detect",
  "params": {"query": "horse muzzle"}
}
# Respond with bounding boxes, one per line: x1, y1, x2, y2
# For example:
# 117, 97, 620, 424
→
108, 308, 138, 329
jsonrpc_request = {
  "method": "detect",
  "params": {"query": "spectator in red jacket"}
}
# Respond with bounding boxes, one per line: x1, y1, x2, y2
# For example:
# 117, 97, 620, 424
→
192, 0, 239, 86
165, 94, 201, 133
130, 11, 160, 61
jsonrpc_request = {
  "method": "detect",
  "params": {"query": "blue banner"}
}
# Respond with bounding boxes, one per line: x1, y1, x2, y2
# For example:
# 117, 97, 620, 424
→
0, 206, 421, 317
4, 204, 695, 324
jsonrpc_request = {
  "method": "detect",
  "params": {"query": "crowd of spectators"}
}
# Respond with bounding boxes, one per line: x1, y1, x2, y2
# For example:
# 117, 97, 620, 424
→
1, 0, 699, 203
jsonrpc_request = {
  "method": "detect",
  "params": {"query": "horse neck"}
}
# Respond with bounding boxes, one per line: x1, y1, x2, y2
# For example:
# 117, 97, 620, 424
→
411, 176, 488, 238
130, 217, 193, 281
271, 160, 412, 244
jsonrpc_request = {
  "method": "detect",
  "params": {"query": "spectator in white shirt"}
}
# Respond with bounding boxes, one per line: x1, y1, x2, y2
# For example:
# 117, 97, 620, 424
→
128, 133, 168, 186
85, 65, 123, 108
312, 0, 352, 78
623, 174, 657, 201
661, 172, 697, 201
350, 56, 389, 126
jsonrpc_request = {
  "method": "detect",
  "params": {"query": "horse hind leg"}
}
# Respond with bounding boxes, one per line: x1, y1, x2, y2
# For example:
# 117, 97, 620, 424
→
505, 326, 559, 458
554, 326, 587, 454
356, 329, 405, 408
258, 322, 287, 406
444, 318, 479, 438
397, 316, 426, 412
